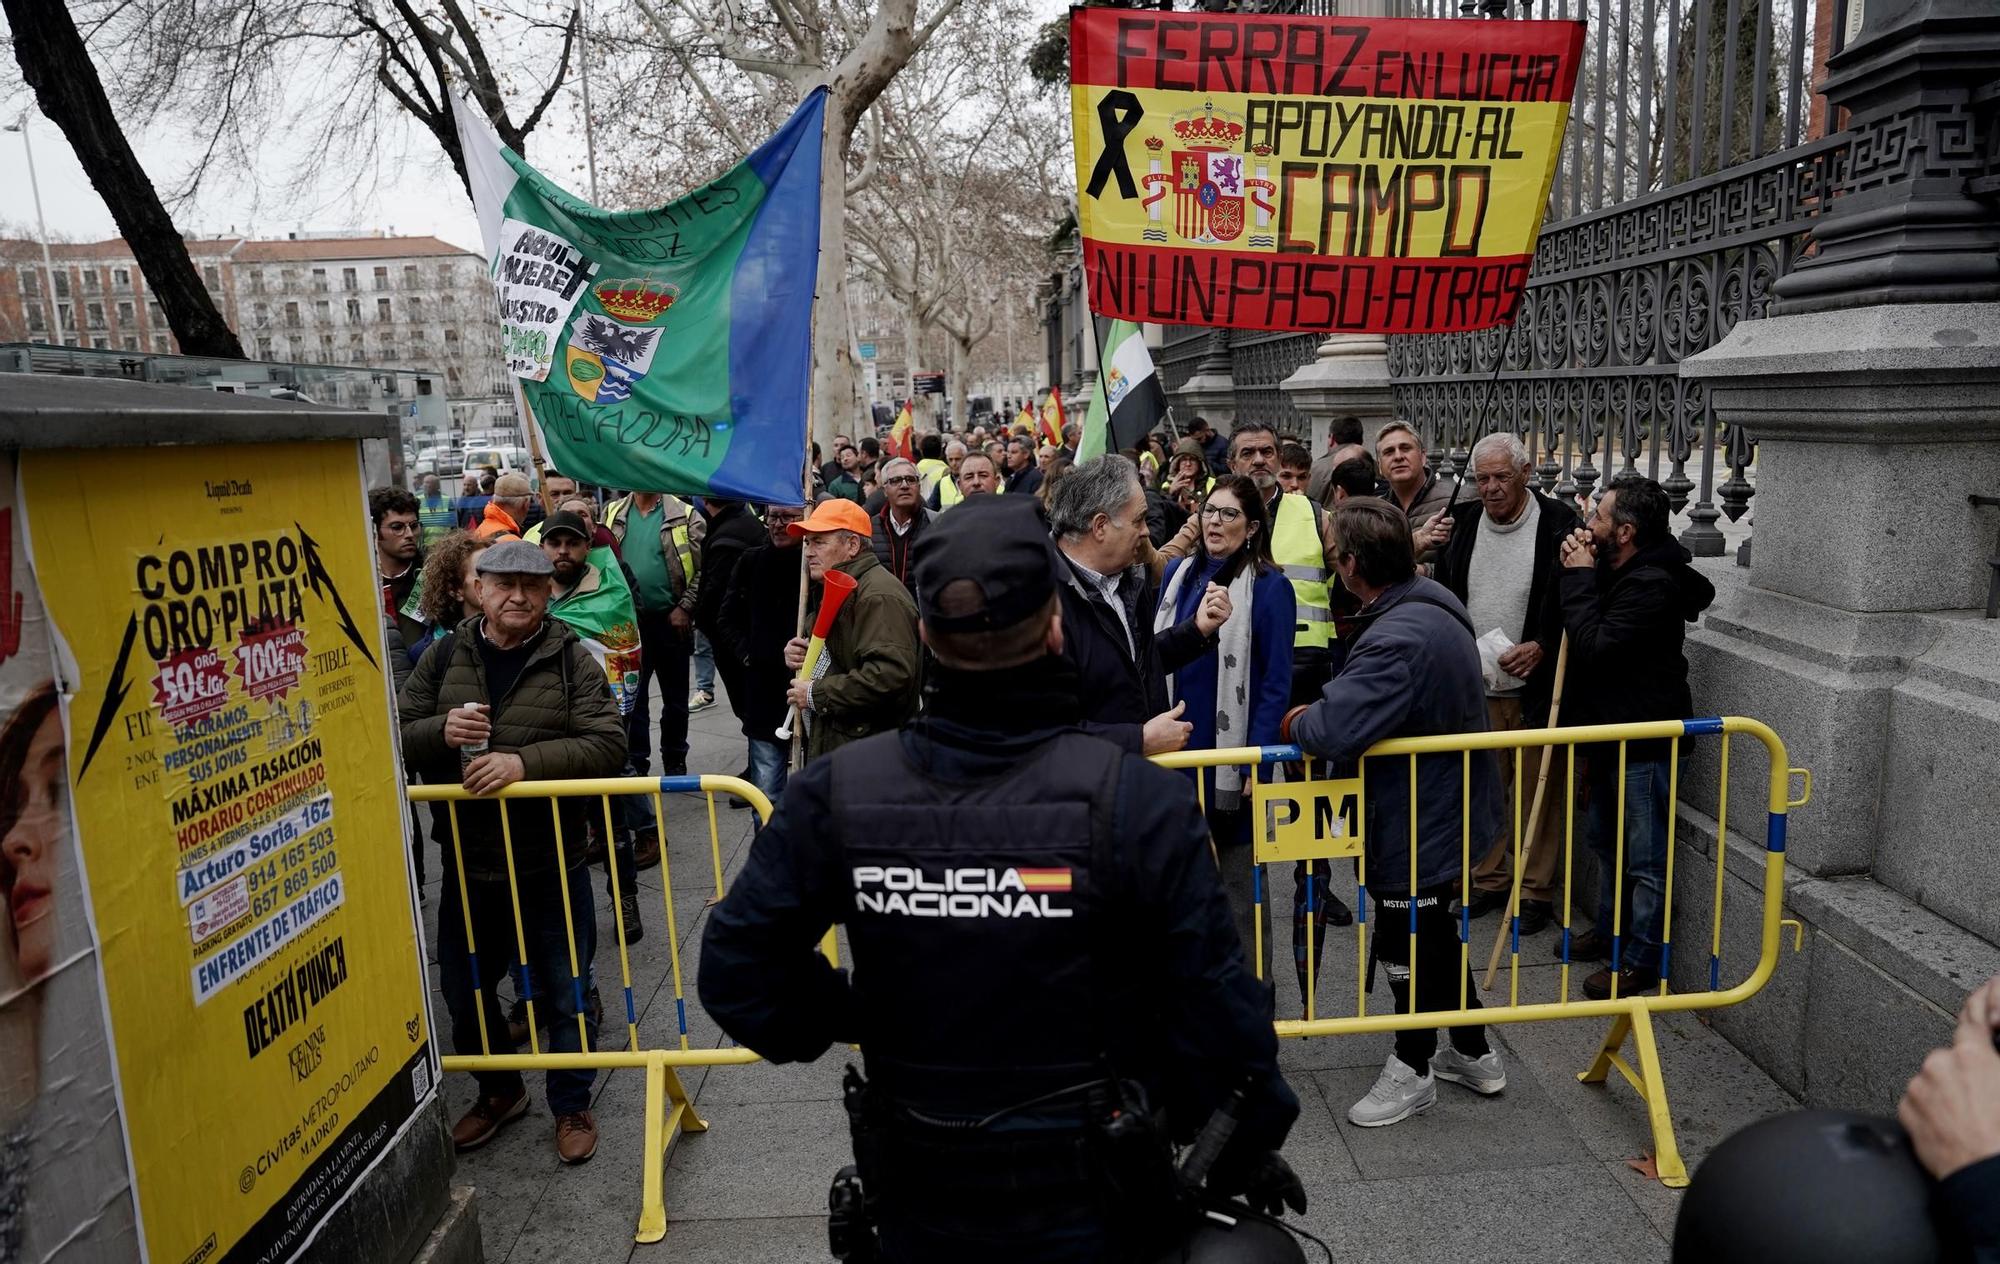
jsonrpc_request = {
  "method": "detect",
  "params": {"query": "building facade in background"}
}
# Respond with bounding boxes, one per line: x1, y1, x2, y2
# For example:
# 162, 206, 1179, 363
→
0, 234, 508, 402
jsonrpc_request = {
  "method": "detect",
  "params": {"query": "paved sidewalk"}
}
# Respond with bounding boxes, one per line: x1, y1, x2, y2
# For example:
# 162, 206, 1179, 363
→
420, 690, 1800, 1263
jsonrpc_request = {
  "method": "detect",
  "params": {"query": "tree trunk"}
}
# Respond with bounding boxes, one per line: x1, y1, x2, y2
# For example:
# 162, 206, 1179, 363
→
948, 333, 972, 431
4, 0, 244, 358
811, 116, 869, 451
901, 305, 924, 410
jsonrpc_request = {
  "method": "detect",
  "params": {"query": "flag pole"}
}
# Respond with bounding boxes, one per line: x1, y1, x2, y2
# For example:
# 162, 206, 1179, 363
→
788, 100, 829, 774
513, 380, 558, 513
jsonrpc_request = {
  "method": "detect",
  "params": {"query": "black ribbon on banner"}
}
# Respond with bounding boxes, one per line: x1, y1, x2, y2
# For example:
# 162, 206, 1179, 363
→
1085, 90, 1144, 201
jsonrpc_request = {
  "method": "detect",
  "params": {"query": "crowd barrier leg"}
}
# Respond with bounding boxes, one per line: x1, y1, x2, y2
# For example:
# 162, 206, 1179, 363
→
637, 1053, 712, 1243
1577, 1000, 1689, 1186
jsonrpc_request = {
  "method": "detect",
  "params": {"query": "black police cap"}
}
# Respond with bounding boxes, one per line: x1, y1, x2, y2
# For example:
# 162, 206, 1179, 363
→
912, 495, 1059, 634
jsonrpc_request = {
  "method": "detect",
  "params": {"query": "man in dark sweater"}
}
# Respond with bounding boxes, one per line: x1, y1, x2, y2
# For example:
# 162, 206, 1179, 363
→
694, 498, 766, 719
1556, 475, 1715, 1000
716, 503, 807, 806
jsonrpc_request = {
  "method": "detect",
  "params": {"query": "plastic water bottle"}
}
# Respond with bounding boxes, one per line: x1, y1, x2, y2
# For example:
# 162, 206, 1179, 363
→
458, 703, 489, 773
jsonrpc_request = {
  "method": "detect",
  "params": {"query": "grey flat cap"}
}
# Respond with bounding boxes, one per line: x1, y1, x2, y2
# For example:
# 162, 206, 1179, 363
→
476, 538, 555, 576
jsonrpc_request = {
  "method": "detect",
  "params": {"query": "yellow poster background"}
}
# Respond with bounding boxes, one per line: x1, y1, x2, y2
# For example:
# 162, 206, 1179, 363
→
22, 441, 434, 1264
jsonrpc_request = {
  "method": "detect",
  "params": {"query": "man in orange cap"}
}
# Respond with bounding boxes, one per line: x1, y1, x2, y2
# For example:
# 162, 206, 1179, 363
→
781, 498, 921, 762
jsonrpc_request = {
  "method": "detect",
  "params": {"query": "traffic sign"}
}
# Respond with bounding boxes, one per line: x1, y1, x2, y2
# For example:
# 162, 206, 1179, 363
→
858, 342, 877, 360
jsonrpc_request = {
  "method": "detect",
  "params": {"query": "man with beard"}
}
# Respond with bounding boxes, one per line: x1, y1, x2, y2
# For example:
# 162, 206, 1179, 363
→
541, 511, 651, 937
1556, 475, 1715, 1000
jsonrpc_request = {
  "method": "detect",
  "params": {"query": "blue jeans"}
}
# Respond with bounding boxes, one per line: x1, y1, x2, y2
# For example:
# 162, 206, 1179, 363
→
692, 629, 715, 695
745, 738, 789, 815
1587, 755, 1672, 974
437, 864, 599, 1113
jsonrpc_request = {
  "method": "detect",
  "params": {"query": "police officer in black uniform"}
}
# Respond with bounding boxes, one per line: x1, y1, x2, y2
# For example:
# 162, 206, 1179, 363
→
698, 495, 1305, 1263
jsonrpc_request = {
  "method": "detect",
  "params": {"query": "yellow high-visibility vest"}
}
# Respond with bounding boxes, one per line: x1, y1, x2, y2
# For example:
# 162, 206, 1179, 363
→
605, 496, 697, 590
916, 458, 950, 498
1271, 493, 1333, 650
937, 476, 964, 508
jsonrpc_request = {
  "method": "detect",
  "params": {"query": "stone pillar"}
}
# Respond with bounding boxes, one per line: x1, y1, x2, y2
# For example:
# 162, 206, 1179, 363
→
1280, 333, 1395, 453
1175, 329, 1238, 428
1674, 0, 2000, 1114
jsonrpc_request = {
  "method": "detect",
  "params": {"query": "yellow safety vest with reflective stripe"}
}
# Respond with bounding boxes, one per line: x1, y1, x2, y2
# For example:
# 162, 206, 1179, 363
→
604, 496, 698, 593
1271, 493, 1333, 650
937, 475, 964, 508
916, 458, 950, 498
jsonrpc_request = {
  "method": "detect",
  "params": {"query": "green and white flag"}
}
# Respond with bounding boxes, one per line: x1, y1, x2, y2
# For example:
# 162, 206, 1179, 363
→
453, 89, 826, 502
1077, 319, 1168, 463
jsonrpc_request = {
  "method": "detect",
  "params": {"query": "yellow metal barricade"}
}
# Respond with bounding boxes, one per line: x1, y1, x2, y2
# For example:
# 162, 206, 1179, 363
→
406, 772, 771, 1243
1155, 715, 1810, 1187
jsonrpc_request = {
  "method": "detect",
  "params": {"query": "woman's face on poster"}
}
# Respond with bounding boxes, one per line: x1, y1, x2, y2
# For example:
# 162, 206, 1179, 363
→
1, 711, 66, 983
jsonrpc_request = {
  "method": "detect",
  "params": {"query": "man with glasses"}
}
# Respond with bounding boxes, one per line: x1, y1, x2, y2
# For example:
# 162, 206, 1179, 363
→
870, 457, 933, 600
372, 486, 429, 658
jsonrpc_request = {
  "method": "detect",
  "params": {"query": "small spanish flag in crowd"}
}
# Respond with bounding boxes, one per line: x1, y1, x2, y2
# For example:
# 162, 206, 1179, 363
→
1040, 388, 1067, 447
889, 398, 915, 459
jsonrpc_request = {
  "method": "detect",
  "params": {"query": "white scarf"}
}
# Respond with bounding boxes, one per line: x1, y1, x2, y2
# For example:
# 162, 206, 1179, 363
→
1155, 553, 1257, 809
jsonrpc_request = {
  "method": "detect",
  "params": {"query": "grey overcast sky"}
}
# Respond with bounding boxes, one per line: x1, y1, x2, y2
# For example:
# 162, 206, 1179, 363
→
0, 107, 493, 255
0, 0, 1067, 257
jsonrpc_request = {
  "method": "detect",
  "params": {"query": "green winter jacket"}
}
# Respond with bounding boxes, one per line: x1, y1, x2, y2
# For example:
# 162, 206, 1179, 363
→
398, 615, 627, 878
806, 550, 920, 761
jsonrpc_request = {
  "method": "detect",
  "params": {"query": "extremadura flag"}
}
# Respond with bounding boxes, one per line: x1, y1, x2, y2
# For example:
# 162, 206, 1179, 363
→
454, 89, 825, 503
1069, 12, 1582, 335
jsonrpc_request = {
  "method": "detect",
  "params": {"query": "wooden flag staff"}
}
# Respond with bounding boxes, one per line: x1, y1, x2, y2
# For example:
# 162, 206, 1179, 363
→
1482, 633, 1570, 992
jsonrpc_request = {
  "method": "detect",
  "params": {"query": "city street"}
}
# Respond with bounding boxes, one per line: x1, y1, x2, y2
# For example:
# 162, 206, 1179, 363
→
428, 669, 1798, 1263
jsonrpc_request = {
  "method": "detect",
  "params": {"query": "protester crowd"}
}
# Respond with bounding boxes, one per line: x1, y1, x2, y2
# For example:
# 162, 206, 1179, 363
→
371, 409, 1723, 1167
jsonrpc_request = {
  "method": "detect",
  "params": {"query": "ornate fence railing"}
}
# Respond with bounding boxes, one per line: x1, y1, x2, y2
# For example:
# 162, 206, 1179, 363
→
1388, 132, 1850, 555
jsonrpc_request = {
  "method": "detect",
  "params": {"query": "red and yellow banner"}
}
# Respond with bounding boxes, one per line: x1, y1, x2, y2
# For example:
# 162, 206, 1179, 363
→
1069, 11, 1583, 335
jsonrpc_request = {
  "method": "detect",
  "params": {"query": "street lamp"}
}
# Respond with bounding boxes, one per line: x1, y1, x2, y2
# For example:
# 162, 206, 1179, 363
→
3, 115, 67, 346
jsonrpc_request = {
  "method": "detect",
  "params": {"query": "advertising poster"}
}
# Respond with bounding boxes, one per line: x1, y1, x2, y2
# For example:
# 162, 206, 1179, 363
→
1069, 11, 1584, 333
17, 440, 436, 1264
0, 452, 138, 1263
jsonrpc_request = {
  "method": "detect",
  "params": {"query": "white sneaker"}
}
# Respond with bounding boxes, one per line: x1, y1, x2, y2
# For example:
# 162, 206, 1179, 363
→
1347, 1055, 1437, 1127
1431, 1044, 1507, 1095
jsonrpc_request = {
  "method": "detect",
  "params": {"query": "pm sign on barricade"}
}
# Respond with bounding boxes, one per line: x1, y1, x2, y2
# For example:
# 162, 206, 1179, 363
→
1069, 11, 1584, 333
1254, 768, 1363, 865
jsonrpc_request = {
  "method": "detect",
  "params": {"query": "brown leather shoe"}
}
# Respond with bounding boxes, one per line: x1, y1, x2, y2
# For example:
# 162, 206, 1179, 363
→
554, 1110, 598, 1164
632, 830, 661, 871
452, 1088, 528, 1151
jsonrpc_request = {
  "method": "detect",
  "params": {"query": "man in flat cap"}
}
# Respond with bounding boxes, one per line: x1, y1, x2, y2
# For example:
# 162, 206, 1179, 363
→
779, 497, 920, 763
397, 538, 627, 1165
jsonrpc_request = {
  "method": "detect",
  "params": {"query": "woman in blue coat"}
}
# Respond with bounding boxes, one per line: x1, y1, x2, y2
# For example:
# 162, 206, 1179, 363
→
1155, 473, 1295, 846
